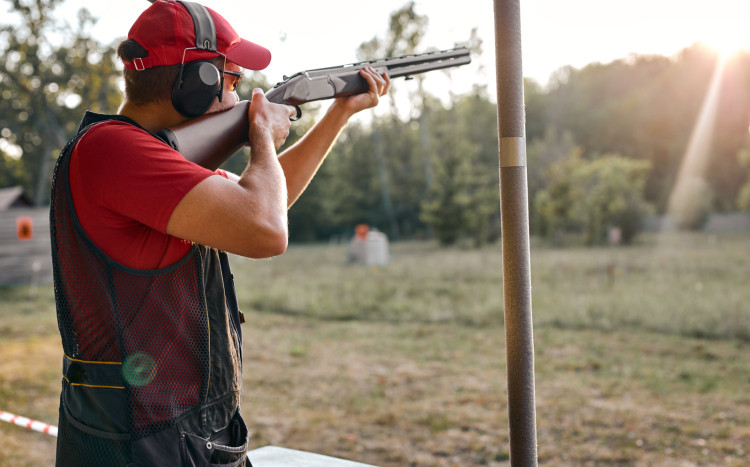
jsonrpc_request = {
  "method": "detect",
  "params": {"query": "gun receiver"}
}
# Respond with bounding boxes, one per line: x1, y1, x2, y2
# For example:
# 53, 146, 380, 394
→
161, 47, 471, 170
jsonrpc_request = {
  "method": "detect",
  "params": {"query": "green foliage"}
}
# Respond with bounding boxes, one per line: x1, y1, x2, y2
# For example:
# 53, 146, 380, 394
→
299, 117, 430, 240
420, 144, 472, 245
540, 46, 750, 212
736, 134, 750, 212
420, 92, 499, 246
738, 183, 750, 212
356, 1, 427, 60
572, 155, 653, 244
534, 149, 580, 244
0, 152, 30, 189
526, 127, 578, 232
0, 0, 123, 204
536, 151, 653, 245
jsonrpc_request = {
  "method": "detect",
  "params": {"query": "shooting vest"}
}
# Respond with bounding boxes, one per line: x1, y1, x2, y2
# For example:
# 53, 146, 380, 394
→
50, 112, 248, 467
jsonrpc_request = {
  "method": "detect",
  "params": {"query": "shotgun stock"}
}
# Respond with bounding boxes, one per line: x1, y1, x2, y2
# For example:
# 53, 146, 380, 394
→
159, 47, 471, 170
157, 101, 249, 170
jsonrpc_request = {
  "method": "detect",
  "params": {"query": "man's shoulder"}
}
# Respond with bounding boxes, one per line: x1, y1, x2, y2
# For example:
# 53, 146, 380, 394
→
79, 120, 152, 148
74, 119, 175, 167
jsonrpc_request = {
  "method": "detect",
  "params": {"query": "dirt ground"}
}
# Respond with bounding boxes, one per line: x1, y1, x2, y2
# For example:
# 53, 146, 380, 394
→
2, 310, 749, 466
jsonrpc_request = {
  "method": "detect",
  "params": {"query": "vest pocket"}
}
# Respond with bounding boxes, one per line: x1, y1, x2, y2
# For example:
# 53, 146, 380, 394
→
180, 410, 249, 466
56, 402, 131, 467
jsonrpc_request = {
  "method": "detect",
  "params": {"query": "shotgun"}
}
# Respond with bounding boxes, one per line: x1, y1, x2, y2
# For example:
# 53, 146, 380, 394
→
157, 47, 472, 170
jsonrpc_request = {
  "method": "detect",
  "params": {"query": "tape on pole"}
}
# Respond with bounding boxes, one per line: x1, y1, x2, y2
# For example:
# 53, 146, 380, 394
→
0, 410, 58, 437
500, 137, 527, 167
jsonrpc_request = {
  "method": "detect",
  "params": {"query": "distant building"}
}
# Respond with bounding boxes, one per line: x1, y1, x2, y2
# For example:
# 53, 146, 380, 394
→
0, 187, 51, 286
703, 212, 750, 232
644, 213, 750, 233
0, 186, 33, 211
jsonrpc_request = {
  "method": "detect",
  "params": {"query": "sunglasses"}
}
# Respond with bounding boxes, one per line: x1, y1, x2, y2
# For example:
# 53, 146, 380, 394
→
223, 70, 243, 91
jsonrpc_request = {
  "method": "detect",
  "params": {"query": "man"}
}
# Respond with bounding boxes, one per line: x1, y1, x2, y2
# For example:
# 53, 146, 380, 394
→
49, 1, 389, 465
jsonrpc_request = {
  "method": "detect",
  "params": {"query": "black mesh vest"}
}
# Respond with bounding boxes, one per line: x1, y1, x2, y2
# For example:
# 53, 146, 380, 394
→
50, 112, 249, 466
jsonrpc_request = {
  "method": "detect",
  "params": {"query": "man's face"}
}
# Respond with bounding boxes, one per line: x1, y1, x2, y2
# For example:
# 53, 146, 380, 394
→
205, 62, 243, 114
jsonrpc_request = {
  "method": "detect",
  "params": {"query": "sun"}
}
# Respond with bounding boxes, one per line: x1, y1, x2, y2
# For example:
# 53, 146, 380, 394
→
697, 12, 750, 58
701, 37, 749, 59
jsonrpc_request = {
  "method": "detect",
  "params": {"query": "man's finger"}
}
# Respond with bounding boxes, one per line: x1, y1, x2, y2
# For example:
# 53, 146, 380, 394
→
381, 73, 391, 96
362, 67, 385, 94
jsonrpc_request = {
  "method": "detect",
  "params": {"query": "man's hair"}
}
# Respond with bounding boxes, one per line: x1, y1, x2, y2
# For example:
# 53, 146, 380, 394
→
117, 39, 225, 106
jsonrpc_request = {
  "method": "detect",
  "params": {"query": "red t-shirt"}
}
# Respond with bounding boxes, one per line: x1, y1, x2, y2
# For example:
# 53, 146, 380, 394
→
69, 120, 226, 270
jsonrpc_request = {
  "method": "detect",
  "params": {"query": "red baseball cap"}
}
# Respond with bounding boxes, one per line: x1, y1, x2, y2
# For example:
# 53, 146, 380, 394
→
123, 0, 271, 71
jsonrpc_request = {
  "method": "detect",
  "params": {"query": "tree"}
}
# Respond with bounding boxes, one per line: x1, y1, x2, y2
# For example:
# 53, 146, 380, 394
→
571, 155, 653, 245
540, 45, 750, 216
0, 0, 122, 204
534, 149, 583, 244
0, 150, 29, 188
526, 127, 577, 234
535, 151, 653, 245
420, 148, 471, 245
319, 122, 385, 233
356, 1, 428, 65
420, 91, 499, 246
352, 1, 430, 238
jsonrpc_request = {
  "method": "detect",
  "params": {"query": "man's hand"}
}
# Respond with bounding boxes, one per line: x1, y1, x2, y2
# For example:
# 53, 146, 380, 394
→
168, 89, 292, 260
334, 67, 391, 117
248, 88, 296, 150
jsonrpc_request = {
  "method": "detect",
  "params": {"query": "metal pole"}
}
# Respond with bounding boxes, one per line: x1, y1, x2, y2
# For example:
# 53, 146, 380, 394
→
493, 0, 538, 465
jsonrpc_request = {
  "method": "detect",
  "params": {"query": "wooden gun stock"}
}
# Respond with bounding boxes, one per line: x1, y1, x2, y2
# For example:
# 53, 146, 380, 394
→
157, 100, 250, 170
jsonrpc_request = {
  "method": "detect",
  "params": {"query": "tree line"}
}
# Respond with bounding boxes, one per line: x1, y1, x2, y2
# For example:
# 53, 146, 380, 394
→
2, 1, 750, 246
281, 42, 750, 245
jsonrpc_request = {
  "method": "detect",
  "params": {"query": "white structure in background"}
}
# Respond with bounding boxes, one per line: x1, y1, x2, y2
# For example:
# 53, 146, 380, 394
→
249, 446, 376, 466
347, 224, 390, 266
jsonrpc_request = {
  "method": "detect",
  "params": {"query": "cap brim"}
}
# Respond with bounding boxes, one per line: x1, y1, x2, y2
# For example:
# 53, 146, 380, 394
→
226, 39, 271, 71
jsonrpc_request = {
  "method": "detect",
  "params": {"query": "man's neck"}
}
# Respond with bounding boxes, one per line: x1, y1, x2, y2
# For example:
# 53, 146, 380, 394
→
117, 100, 188, 134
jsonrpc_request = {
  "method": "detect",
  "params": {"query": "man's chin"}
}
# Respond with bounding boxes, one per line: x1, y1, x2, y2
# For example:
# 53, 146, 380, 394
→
206, 93, 239, 114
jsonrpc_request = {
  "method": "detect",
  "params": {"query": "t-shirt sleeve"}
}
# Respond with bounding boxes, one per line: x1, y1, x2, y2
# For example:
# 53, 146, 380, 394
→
74, 121, 219, 234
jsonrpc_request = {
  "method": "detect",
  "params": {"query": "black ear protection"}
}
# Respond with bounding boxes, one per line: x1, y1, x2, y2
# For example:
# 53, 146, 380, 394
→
171, 1, 225, 118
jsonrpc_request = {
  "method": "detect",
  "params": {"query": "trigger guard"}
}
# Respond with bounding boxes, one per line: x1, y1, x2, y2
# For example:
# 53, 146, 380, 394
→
289, 106, 302, 121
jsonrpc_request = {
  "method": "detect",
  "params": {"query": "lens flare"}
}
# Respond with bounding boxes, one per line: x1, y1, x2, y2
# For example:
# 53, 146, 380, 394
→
122, 352, 157, 387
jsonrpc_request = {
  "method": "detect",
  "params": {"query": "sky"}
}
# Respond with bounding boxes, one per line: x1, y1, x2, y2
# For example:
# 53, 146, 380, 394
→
50, 0, 750, 87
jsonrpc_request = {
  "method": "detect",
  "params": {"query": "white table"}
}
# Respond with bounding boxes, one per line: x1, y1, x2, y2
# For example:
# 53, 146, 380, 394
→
248, 446, 377, 467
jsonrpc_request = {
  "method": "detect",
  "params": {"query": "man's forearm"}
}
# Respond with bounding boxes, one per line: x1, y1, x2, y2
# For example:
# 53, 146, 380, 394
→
239, 128, 288, 232
277, 100, 353, 207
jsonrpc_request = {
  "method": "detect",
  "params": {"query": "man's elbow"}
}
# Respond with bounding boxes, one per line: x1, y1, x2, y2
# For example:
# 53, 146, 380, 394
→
262, 228, 289, 257
240, 223, 288, 259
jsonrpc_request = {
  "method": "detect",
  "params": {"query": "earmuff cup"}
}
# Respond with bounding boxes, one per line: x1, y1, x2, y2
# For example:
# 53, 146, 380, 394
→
172, 61, 222, 118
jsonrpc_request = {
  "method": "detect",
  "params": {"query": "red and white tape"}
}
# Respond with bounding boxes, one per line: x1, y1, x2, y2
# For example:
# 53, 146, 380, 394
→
0, 410, 58, 437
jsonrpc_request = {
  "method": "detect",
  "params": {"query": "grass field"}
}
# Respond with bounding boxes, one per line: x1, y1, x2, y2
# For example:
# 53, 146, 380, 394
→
0, 232, 748, 466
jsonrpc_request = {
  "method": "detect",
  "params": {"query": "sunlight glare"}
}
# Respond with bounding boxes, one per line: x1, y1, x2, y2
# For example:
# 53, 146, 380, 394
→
697, 8, 750, 58
664, 55, 725, 231
0, 138, 23, 159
